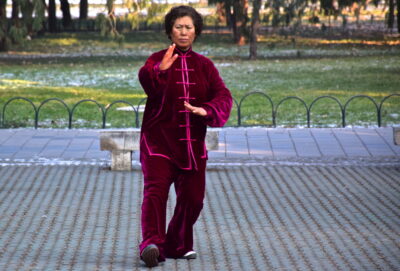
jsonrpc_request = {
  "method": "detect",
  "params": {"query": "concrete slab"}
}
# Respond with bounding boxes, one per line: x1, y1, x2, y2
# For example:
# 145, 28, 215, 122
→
46, 139, 71, 146
319, 148, 346, 157
0, 128, 399, 164
295, 149, 322, 157
62, 151, 88, 159
272, 149, 298, 158
0, 130, 16, 144
332, 129, 371, 156
19, 146, 45, 152
38, 149, 65, 158
248, 140, 273, 157
13, 151, 41, 159
225, 129, 249, 158
375, 128, 400, 156
25, 138, 51, 146
208, 152, 226, 160
2, 136, 31, 147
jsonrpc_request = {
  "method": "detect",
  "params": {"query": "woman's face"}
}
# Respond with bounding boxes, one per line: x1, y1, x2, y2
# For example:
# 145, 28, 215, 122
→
170, 16, 196, 51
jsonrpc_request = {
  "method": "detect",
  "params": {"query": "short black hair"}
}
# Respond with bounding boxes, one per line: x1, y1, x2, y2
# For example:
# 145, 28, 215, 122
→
164, 5, 203, 40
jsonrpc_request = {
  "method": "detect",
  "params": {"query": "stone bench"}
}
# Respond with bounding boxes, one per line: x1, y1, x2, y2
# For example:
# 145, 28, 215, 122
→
100, 129, 219, 171
394, 127, 400, 145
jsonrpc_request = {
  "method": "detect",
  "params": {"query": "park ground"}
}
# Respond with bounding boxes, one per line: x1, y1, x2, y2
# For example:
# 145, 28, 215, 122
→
0, 126, 399, 270
0, 24, 400, 271
0, 27, 399, 129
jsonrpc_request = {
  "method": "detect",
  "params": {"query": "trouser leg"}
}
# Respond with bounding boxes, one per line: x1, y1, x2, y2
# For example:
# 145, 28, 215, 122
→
139, 156, 175, 261
164, 159, 207, 258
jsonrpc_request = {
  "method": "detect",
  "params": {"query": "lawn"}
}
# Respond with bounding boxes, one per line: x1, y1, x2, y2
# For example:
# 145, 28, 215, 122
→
0, 31, 399, 128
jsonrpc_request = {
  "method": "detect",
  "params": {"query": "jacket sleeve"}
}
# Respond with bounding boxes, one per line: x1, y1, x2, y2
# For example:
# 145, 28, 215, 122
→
201, 60, 233, 127
138, 53, 169, 98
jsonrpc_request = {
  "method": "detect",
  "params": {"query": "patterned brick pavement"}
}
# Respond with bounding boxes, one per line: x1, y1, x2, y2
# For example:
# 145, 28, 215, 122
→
0, 164, 399, 270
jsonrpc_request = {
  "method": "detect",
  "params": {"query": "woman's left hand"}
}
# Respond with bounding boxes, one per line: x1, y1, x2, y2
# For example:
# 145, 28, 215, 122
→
184, 101, 207, 117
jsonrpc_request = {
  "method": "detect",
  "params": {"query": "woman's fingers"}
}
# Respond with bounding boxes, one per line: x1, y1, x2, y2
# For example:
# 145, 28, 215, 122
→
170, 53, 179, 63
184, 101, 194, 111
184, 102, 207, 117
165, 43, 175, 58
160, 44, 177, 71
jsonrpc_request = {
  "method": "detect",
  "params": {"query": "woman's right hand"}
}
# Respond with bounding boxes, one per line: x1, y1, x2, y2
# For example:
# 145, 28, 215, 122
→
159, 43, 179, 71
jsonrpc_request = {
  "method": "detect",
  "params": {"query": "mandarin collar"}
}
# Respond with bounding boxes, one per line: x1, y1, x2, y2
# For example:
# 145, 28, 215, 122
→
174, 46, 193, 56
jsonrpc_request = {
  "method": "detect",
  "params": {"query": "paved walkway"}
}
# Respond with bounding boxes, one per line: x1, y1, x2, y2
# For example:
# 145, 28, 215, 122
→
0, 127, 399, 166
0, 165, 399, 271
0, 127, 399, 270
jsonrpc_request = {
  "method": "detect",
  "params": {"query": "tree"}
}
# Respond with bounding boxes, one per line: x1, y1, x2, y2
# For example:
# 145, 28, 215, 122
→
12, 0, 19, 22
24, 0, 45, 35
397, 0, 400, 32
387, 0, 395, 30
250, 0, 262, 59
20, 0, 34, 34
60, 0, 72, 28
48, 0, 57, 32
223, 0, 235, 29
0, 0, 8, 51
209, 0, 262, 57
233, 0, 248, 45
271, 0, 281, 26
283, 0, 308, 27
96, 0, 123, 44
80, 0, 88, 20
215, 2, 227, 26
0, 0, 45, 51
209, 0, 249, 45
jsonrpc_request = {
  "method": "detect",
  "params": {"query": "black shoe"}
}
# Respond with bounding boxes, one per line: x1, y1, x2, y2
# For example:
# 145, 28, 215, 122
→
180, 251, 197, 259
141, 244, 159, 267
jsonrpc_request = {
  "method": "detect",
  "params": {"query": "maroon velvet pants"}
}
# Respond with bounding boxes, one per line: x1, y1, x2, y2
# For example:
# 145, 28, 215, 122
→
139, 155, 206, 260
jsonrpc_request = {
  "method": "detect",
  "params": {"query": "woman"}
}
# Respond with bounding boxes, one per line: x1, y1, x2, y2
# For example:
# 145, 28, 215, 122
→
138, 5, 232, 267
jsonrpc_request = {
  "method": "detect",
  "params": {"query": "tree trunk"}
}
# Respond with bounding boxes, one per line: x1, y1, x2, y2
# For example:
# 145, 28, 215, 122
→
272, 0, 280, 27
353, 3, 361, 28
12, 0, 19, 21
223, 1, 232, 27
250, 0, 262, 60
80, 0, 88, 20
48, 0, 57, 32
231, 2, 238, 41
233, 0, 248, 45
341, 13, 347, 29
60, 0, 72, 28
20, 0, 34, 34
106, 0, 118, 38
388, 0, 394, 30
37, 0, 47, 35
216, 2, 226, 26
397, 0, 400, 32
107, 0, 114, 14
0, 0, 8, 51
0, 0, 5, 18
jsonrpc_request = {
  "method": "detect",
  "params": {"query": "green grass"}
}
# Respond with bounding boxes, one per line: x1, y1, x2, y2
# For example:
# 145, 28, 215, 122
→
220, 55, 400, 127
4, 31, 399, 56
1, 32, 399, 128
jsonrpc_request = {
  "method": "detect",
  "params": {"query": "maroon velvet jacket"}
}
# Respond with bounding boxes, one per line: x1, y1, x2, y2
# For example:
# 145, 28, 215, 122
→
138, 47, 232, 171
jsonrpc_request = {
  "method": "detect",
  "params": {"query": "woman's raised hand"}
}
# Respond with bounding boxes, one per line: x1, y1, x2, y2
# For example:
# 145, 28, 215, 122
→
159, 43, 179, 71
